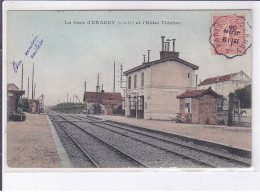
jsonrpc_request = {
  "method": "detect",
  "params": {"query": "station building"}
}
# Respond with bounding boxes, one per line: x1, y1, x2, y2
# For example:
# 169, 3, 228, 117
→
83, 90, 123, 115
29, 99, 40, 113
124, 37, 199, 120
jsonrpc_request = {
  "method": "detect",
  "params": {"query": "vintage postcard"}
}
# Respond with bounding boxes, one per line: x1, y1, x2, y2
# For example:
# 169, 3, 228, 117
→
4, 6, 253, 171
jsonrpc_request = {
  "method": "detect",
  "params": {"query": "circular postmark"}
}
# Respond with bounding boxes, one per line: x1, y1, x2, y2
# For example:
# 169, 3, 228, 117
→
210, 14, 252, 59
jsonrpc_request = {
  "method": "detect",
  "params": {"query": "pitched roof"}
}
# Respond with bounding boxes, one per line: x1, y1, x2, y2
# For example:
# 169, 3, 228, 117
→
124, 56, 199, 75
198, 72, 238, 86
7, 83, 19, 91
177, 88, 220, 98
83, 92, 123, 103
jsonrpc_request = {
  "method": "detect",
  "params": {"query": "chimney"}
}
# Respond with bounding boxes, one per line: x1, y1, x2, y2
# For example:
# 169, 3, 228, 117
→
147, 50, 150, 62
143, 55, 146, 63
166, 39, 171, 51
161, 36, 165, 51
159, 37, 179, 59
172, 39, 176, 52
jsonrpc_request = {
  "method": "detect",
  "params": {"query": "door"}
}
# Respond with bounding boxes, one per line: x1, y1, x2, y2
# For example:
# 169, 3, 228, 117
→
129, 97, 136, 118
137, 96, 144, 119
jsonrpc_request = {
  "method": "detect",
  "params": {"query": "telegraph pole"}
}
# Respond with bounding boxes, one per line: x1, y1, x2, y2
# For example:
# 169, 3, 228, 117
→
32, 63, 34, 99
113, 61, 115, 93
96, 73, 100, 102
119, 63, 127, 109
21, 63, 24, 91
119, 64, 126, 89
34, 83, 36, 99
27, 77, 29, 99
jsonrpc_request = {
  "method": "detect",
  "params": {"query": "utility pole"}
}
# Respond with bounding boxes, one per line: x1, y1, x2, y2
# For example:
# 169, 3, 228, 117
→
113, 61, 116, 93
119, 64, 126, 89
27, 77, 29, 99
96, 73, 100, 102
34, 83, 36, 99
119, 63, 127, 109
67, 93, 68, 103
195, 74, 198, 89
85, 81, 86, 93
21, 63, 24, 91
32, 63, 34, 99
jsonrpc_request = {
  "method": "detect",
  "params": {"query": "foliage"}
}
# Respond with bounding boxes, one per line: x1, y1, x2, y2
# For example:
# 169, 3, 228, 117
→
93, 103, 102, 114
18, 98, 29, 112
205, 118, 210, 124
113, 105, 125, 115
233, 85, 251, 109
51, 103, 85, 114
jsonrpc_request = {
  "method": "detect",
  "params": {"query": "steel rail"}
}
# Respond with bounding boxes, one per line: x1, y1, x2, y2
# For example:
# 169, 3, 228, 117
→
51, 117, 100, 168
68, 115, 215, 168
57, 114, 148, 168
73, 115, 251, 167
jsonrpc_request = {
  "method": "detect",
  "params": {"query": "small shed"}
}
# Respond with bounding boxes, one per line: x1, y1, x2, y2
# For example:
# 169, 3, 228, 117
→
177, 87, 220, 124
29, 99, 40, 114
7, 83, 25, 115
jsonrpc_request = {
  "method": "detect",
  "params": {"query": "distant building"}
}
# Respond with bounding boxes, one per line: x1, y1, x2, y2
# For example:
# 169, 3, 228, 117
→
7, 83, 25, 115
124, 36, 199, 120
28, 99, 40, 114
198, 71, 251, 110
177, 87, 220, 124
83, 90, 123, 115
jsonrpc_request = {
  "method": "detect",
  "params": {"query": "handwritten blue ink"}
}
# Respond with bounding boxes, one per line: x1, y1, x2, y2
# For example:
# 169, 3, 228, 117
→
13, 60, 23, 73
25, 35, 38, 56
31, 39, 43, 59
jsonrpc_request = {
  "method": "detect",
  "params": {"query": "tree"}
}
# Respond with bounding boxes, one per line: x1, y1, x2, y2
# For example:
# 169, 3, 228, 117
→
93, 103, 102, 114
233, 85, 251, 109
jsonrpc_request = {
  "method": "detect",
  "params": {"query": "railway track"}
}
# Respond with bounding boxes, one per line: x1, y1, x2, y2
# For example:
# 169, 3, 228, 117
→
48, 111, 147, 168
71, 114, 251, 168
48, 111, 251, 168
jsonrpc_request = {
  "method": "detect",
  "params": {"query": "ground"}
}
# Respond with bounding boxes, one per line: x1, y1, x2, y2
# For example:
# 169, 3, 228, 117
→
7, 113, 61, 168
6, 112, 251, 168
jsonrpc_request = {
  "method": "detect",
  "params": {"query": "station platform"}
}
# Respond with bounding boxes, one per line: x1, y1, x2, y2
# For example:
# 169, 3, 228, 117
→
7, 113, 61, 168
93, 115, 252, 151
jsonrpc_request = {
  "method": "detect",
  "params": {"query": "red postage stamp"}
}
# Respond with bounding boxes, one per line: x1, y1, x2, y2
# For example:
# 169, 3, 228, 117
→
210, 14, 251, 59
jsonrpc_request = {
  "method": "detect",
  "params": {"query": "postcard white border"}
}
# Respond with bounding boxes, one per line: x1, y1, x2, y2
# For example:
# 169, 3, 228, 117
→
2, 1, 260, 190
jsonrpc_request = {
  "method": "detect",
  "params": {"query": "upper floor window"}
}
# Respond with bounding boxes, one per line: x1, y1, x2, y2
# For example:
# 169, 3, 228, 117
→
128, 76, 131, 89
141, 72, 144, 87
134, 74, 137, 88
188, 73, 190, 78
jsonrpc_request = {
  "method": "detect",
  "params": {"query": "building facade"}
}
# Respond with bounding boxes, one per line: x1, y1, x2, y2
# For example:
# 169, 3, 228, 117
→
198, 71, 251, 110
7, 83, 25, 115
124, 37, 199, 120
177, 88, 220, 124
83, 91, 123, 115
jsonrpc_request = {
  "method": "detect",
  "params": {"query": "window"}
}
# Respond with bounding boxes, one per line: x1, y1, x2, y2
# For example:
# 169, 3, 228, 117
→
128, 76, 131, 89
141, 72, 144, 87
185, 98, 192, 113
130, 97, 136, 110
134, 74, 137, 88
188, 73, 190, 78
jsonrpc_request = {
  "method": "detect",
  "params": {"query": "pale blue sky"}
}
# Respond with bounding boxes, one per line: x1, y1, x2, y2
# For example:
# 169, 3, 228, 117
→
7, 10, 252, 105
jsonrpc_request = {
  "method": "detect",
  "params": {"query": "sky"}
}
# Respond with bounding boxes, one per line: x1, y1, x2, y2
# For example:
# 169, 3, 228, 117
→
6, 10, 252, 106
